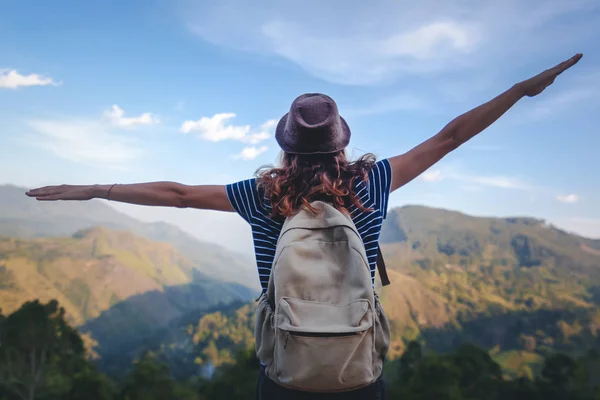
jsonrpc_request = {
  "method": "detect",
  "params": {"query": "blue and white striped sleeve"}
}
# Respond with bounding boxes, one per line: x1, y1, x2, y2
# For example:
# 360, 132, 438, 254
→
225, 178, 266, 225
367, 159, 393, 219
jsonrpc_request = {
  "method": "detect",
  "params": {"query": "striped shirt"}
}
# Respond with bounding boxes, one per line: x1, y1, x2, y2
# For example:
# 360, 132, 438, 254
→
226, 158, 393, 293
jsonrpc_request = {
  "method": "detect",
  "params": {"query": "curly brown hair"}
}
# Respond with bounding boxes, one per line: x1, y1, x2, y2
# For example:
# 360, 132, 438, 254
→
255, 151, 377, 218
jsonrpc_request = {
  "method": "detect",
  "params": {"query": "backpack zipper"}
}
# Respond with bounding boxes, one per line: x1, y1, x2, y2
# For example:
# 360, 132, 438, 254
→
284, 332, 290, 349
284, 331, 359, 349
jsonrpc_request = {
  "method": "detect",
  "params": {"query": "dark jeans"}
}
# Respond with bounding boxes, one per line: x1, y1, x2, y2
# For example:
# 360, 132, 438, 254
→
256, 366, 386, 400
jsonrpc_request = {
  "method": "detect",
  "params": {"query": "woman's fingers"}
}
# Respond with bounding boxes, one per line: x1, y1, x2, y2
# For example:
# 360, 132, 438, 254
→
35, 195, 64, 201
26, 185, 67, 197
26, 184, 93, 201
553, 53, 583, 75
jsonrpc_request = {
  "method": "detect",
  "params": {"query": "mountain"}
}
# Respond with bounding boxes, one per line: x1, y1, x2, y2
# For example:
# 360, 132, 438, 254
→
130, 205, 600, 378
0, 184, 259, 290
0, 226, 258, 359
3, 183, 599, 377
379, 206, 600, 349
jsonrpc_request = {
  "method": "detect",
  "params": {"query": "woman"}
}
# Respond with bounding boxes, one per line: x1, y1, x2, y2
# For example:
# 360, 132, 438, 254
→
26, 53, 582, 399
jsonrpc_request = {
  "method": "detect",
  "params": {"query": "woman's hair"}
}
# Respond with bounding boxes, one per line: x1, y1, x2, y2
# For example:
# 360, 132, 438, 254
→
255, 150, 377, 218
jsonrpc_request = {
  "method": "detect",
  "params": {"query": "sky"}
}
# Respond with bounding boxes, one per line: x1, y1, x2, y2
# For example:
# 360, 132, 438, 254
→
1, 0, 599, 256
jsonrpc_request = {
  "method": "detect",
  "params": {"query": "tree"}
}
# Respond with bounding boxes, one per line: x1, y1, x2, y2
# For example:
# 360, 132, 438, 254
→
198, 348, 260, 400
399, 341, 424, 382
120, 352, 198, 400
499, 377, 541, 400
0, 300, 85, 400
452, 343, 503, 399
405, 357, 464, 400
539, 352, 578, 400
542, 353, 577, 387
68, 366, 116, 400
573, 350, 600, 400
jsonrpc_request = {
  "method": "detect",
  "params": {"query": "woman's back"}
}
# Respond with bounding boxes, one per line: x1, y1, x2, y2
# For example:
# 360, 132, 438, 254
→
226, 157, 392, 293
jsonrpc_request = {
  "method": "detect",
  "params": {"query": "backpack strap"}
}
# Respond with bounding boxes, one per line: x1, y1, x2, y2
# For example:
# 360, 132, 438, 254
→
376, 248, 390, 286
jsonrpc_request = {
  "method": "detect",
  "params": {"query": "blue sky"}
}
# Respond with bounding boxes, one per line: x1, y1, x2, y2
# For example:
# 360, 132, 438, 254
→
1, 0, 599, 254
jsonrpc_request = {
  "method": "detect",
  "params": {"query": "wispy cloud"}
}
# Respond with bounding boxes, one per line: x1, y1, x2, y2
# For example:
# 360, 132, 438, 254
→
23, 106, 159, 169
182, 0, 597, 86
103, 105, 159, 128
346, 93, 426, 117
456, 173, 530, 190
233, 146, 269, 161
527, 87, 597, 120
0, 69, 60, 89
26, 119, 142, 170
556, 194, 579, 203
419, 165, 532, 190
509, 70, 600, 123
420, 164, 586, 207
420, 169, 444, 182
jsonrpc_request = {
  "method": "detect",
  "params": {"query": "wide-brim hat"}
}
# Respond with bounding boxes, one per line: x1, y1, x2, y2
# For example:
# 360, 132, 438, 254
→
275, 93, 351, 154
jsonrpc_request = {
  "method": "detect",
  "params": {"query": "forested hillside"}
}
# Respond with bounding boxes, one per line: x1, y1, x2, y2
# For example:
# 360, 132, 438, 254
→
2, 300, 599, 400
112, 205, 600, 380
0, 227, 257, 359
1, 193, 599, 398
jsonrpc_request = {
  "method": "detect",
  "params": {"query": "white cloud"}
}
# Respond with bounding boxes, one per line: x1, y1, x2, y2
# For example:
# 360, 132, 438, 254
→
103, 105, 159, 128
0, 69, 60, 89
182, 0, 597, 85
460, 174, 529, 190
420, 165, 531, 190
556, 194, 579, 203
379, 21, 477, 60
26, 119, 142, 169
180, 114, 276, 144
421, 170, 444, 182
180, 113, 250, 141
233, 146, 269, 161
244, 119, 277, 144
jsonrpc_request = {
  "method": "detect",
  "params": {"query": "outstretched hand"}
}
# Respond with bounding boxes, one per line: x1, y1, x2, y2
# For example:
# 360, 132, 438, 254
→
519, 53, 583, 97
25, 185, 97, 201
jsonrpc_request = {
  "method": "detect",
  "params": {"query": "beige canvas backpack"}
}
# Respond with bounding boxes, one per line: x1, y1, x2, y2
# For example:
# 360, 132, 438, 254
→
254, 201, 391, 393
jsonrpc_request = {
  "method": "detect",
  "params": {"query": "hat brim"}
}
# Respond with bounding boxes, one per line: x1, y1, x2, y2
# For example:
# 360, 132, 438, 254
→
275, 113, 351, 155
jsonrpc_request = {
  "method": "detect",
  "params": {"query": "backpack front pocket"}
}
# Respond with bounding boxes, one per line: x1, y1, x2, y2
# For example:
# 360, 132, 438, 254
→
273, 297, 374, 392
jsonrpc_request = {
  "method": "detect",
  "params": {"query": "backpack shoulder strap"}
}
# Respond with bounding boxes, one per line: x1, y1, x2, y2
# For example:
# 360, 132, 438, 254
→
376, 248, 390, 286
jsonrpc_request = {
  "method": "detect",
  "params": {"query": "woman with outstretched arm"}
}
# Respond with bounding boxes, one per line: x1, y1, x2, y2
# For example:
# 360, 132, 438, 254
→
25, 53, 582, 400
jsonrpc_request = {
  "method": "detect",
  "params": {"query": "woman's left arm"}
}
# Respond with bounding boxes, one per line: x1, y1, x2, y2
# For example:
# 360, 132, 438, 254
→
388, 53, 583, 192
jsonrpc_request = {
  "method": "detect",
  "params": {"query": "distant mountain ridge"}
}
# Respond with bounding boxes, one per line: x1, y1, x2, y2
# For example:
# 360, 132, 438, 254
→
0, 184, 259, 291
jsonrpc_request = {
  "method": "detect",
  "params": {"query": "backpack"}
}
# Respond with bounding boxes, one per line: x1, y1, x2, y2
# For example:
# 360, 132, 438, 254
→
254, 200, 391, 393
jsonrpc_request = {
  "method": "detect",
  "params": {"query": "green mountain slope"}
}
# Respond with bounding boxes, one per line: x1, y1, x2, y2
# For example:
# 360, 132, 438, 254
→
0, 184, 258, 290
0, 226, 257, 357
131, 205, 600, 377
378, 206, 600, 352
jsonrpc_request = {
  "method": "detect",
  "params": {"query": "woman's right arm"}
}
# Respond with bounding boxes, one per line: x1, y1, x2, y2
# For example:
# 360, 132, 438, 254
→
25, 182, 234, 212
